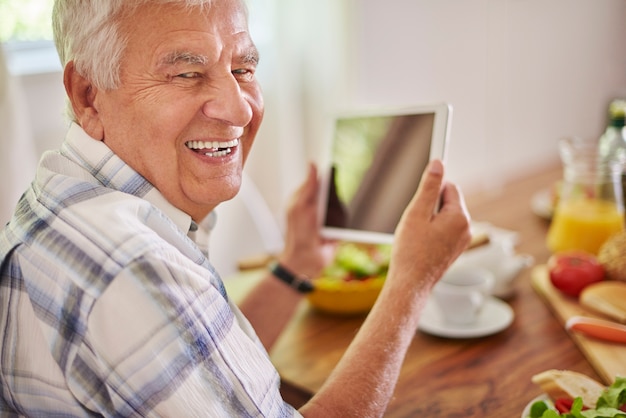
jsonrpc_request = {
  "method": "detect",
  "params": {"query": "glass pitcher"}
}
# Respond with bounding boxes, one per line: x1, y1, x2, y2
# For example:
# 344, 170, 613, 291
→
546, 137, 625, 255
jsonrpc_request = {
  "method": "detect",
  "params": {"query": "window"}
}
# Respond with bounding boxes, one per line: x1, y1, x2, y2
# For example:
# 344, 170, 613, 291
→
0, 0, 54, 42
1, 0, 57, 75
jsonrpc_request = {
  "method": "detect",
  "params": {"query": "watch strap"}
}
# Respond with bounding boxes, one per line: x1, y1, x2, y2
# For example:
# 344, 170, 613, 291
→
269, 262, 315, 293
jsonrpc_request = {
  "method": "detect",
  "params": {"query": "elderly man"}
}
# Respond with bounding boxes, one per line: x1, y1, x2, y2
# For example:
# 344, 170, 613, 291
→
0, 0, 471, 416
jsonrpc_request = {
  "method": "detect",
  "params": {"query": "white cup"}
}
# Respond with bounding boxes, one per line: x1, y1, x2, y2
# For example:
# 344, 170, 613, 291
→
454, 238, 534, 299
432, 267, 495, 325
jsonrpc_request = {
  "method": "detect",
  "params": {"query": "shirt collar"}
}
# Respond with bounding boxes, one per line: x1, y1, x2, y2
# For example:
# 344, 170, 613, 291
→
65, 122, 193, 234
144, 188, 193, 234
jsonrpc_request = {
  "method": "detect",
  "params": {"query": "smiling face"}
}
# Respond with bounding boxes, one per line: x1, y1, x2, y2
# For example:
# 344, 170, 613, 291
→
70, 0, 263, 222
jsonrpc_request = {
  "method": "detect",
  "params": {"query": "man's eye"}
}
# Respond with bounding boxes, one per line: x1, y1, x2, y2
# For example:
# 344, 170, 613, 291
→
176, 72, 201, 79
232, 68, 254, 81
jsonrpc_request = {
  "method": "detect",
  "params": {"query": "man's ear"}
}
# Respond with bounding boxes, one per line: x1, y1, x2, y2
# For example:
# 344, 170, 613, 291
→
63, 62, 104, 140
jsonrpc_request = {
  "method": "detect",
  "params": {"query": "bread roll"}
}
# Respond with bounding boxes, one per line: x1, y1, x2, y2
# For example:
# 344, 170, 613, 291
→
579, 281, 626, 324
598, 231, 626, 282
531, 369, 605, 408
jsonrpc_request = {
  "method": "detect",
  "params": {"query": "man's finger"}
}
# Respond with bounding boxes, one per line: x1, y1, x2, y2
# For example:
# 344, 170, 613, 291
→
409, 159, 445, 218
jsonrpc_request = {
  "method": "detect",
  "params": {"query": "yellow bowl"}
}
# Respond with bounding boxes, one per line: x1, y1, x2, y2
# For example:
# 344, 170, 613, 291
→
306, 276, 385, 315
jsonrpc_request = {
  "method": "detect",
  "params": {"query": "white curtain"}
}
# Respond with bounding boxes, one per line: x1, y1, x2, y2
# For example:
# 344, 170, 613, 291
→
0, 46, 38, 225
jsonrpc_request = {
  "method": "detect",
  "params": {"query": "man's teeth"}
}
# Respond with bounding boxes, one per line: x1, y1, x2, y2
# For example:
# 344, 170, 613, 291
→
186, 139, 239, 157
204, 148, 232, 157
186, 139, 240, 150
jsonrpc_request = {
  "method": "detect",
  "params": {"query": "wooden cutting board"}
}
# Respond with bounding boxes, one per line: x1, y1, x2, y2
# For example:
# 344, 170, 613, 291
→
531, 265, 626, 384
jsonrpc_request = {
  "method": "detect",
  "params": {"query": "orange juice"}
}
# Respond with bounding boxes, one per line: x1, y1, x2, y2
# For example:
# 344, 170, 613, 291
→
547, 198, 624, 254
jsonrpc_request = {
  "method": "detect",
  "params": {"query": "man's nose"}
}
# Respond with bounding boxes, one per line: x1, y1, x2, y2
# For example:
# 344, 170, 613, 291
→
201, 75, 253, 127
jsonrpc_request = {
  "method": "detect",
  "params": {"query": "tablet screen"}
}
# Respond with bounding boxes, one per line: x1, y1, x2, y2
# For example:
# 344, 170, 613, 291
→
320, 103, 452, 244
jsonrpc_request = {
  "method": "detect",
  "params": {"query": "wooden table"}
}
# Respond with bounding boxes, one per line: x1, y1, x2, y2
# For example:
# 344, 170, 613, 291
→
226, 163, 604, 417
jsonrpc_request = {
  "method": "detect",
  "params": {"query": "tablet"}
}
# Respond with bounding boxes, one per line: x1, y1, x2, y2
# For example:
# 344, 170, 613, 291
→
319, 103, 452, 244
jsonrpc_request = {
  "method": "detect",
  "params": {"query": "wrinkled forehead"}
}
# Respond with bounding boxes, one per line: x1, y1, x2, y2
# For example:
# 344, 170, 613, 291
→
112, 0, 256, 78
119, 0, 249, 25
117, 0, 250, 41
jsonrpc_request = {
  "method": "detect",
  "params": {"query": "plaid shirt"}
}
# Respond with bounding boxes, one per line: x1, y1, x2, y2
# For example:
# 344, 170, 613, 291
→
0, 123, 298, 417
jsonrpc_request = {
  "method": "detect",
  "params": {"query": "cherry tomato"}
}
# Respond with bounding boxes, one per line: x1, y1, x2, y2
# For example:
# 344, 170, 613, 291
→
548, 251, 605, 298
553, 398, 590, 413
554, 398, 574, 413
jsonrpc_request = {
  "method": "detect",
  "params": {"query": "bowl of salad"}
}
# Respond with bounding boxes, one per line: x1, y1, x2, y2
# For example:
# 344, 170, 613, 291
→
307, 242, 391, 315
522, 375, 626, 418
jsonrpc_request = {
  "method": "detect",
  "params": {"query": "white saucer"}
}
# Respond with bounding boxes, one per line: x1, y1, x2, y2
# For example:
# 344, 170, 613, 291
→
418, 296, 514, 338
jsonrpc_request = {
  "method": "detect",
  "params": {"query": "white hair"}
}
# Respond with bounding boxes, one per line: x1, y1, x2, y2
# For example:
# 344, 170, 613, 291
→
52, 0, 223, 120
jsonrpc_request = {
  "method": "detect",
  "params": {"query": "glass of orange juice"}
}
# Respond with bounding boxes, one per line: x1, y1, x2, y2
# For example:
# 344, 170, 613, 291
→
547, 137, 625, 255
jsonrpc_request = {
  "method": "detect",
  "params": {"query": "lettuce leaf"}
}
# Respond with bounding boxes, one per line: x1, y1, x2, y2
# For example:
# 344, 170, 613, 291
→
596, 377, 626, 410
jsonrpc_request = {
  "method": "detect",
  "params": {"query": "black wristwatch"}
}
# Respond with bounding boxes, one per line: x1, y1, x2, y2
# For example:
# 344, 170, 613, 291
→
269, 262, 315, 294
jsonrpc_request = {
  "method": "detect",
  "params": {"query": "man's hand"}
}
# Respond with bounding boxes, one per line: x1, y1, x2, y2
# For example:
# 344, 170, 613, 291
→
388, 158, 472, 291
279, 163, 336, 279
